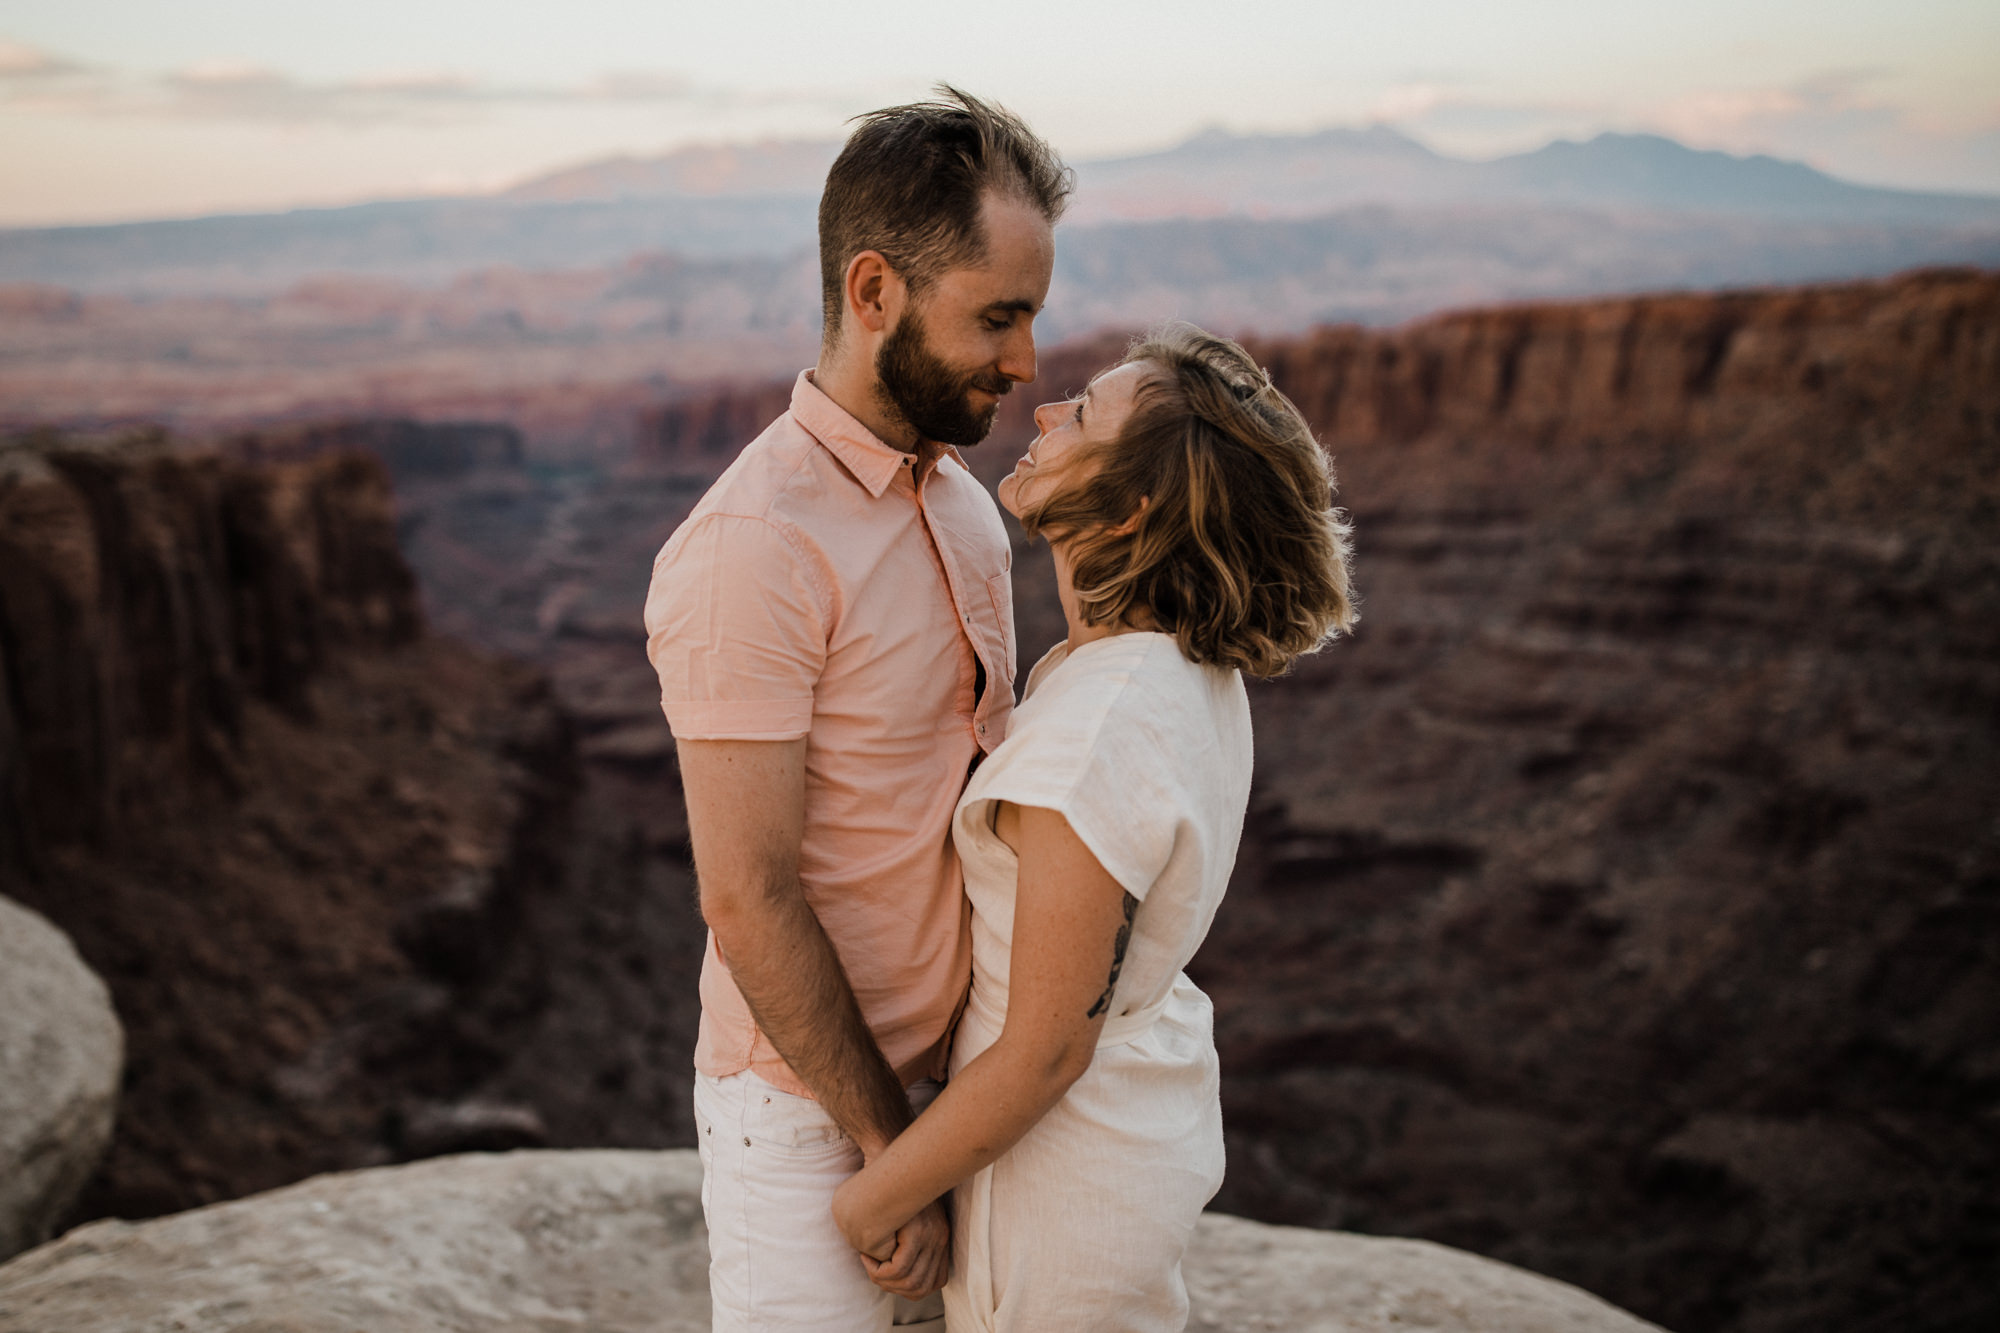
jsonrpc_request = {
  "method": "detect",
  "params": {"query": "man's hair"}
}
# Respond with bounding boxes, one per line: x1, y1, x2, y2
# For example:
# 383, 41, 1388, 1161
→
819, 85, 1071, 342
1018, 323, 1358, 678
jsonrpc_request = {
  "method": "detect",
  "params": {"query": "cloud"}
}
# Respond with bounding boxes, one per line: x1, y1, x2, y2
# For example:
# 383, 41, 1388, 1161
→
0, 38, 720, 125
1360, 69, 1999, 191
156, 63, 713, 124
1645, 68, 2000, 190
1654, 69, 1906, 148
1371, 86, 1611, 157
0, 39, 84, 79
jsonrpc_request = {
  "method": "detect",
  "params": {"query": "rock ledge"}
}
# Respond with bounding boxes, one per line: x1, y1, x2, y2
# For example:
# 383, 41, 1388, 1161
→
0, 1148, 1665, 1332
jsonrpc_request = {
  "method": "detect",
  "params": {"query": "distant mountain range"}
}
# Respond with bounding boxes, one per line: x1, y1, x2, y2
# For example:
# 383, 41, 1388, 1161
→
1080, 127, 2000, 226
2, 127, 1995, 297
501, 125, 2000, 227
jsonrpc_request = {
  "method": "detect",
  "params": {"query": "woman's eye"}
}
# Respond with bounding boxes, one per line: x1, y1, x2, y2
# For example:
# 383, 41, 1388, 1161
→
1070, 398, 1085, 423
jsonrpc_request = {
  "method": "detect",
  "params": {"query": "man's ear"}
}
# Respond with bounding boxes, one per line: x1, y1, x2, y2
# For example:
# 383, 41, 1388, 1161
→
844, 251, 904, 335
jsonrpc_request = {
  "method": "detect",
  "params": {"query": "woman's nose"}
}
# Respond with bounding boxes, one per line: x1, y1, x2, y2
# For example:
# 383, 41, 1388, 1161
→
1032, 400, 1062, 431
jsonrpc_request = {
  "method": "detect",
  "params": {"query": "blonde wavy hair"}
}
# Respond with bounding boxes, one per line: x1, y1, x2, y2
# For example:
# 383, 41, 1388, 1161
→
1018, 323, 1356, 678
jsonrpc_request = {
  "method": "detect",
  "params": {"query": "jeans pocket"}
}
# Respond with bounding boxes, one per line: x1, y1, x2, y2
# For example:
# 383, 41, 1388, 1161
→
747, 1080, 854, 1158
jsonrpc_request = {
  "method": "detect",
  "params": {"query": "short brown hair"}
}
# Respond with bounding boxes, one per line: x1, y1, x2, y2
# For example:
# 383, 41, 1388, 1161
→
818, 85, 1071, 342
1019, 324, 1357, 677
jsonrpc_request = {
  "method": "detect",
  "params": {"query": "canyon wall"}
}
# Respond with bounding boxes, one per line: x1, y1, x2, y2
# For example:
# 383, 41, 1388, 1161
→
1204, 270, 1997, 1333
0, 434, 576, 1220
0, 434, 421, 866
638, 379, 794, 467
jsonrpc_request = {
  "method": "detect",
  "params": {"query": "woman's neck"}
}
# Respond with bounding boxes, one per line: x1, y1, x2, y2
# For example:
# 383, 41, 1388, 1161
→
1052, 544, 1153, 651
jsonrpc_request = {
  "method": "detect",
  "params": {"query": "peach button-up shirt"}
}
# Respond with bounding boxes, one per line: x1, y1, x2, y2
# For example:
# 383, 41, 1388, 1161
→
644, 370, 1017, 1098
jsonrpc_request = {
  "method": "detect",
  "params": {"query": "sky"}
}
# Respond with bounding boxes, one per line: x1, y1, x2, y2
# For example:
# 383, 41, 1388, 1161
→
1, 0, 1997, 227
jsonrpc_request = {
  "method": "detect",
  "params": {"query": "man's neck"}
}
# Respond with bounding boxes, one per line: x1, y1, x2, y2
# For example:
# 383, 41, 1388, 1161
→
813, 342, 921, 455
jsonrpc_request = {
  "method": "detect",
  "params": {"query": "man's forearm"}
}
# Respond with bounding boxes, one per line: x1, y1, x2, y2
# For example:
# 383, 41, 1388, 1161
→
709, 882, 914, 1158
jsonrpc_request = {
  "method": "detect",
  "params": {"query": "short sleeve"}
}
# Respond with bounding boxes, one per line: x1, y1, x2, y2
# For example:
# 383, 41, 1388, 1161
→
961, 649, 1189, 902
644, 513, 829, 741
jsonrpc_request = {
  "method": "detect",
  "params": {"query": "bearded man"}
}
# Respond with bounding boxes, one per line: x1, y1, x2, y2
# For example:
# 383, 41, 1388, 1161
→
643, 88, 1070, 1332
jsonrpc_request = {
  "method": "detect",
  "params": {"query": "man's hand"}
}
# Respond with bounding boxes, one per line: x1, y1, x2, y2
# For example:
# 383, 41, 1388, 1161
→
859, 1199, 951, 1300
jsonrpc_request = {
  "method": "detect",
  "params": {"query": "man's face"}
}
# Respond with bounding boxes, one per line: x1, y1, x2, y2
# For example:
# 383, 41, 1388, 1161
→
873, 191, 1055, 448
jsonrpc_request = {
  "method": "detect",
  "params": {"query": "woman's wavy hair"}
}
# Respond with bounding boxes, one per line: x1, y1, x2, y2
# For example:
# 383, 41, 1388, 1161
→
1018, 323, 1356, 678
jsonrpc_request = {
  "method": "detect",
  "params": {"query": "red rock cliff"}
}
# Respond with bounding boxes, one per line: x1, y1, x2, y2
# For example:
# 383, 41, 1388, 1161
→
0, 436, 421, 864
0, 433, 574, 1221
1254, 266, 1998, 459
1207, 270, 2000, 1333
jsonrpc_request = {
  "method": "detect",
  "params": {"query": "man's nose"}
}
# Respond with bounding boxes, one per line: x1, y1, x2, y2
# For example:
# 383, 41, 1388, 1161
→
997, 323, 1037, 385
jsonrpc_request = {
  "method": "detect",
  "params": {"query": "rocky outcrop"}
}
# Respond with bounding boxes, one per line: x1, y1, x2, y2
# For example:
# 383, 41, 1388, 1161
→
0, 898, 122, 1260
0, 432, 576, 1224
0, 1149, 1663, 1333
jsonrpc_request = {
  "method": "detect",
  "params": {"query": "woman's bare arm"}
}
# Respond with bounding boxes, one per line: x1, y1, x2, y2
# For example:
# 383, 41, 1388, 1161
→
831, 801, 1137, 1258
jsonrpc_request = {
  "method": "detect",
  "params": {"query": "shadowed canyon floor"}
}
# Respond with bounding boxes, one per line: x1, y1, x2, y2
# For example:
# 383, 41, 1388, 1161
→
3, 269, 1995, 1332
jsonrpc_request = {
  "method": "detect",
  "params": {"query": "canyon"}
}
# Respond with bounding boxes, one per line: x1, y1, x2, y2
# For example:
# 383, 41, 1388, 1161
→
1, 267, 1994, 1332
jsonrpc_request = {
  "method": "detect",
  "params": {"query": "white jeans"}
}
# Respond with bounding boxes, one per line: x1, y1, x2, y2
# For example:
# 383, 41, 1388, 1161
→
694, 1069, 947, 1333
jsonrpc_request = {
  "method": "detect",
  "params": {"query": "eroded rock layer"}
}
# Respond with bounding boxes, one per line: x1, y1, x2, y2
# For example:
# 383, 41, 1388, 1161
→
0, 434, 574, 1223
1203, 270, 1997, 1333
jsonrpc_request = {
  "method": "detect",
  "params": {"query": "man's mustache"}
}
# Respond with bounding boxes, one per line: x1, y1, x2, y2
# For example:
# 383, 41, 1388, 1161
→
970, 376, 1012, 397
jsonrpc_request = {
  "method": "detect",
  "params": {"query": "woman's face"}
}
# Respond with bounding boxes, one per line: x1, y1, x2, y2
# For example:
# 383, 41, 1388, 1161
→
997, 359, 1153, 519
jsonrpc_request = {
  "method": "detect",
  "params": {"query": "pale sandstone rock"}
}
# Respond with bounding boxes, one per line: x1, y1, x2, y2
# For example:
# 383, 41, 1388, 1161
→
0, 1151, 709, 1333
0, 1148, 1667, 1332
1184, 1211, 1667, 1333
0, 896, 123, 1261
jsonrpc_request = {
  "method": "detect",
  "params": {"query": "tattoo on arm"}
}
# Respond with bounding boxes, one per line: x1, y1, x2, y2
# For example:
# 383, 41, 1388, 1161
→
1086, 893, 1139, 1019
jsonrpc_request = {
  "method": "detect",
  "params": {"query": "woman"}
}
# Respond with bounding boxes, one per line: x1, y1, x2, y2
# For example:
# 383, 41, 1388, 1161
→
832, 323, 1356, 1330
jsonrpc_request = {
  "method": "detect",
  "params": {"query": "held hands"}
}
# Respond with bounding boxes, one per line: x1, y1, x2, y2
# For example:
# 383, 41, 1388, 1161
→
832, 1175, 950, 1300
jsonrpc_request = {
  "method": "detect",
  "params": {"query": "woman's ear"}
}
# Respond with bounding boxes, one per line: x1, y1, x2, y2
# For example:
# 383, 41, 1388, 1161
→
1106, 495, 1151, 538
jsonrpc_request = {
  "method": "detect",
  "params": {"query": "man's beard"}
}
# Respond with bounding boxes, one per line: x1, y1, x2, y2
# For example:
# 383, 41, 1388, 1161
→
875, 305, 1010, 448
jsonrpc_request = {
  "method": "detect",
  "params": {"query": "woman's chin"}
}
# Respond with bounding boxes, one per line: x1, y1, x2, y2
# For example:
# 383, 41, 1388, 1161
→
997, 474, 1021, 517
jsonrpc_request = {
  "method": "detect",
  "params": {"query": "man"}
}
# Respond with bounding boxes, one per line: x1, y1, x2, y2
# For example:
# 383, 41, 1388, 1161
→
643, 88, 1070, 1332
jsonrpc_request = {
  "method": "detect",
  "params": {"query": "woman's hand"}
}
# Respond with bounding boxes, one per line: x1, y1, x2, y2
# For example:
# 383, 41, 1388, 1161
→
833, 1171, 951, 1298
831, 1170, 898, 1262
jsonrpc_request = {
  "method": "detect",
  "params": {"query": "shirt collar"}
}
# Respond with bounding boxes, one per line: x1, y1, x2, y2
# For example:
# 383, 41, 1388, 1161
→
790, 370, 925, 499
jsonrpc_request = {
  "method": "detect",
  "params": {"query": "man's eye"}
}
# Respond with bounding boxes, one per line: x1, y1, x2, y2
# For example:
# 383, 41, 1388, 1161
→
984, 316, 1009, 332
